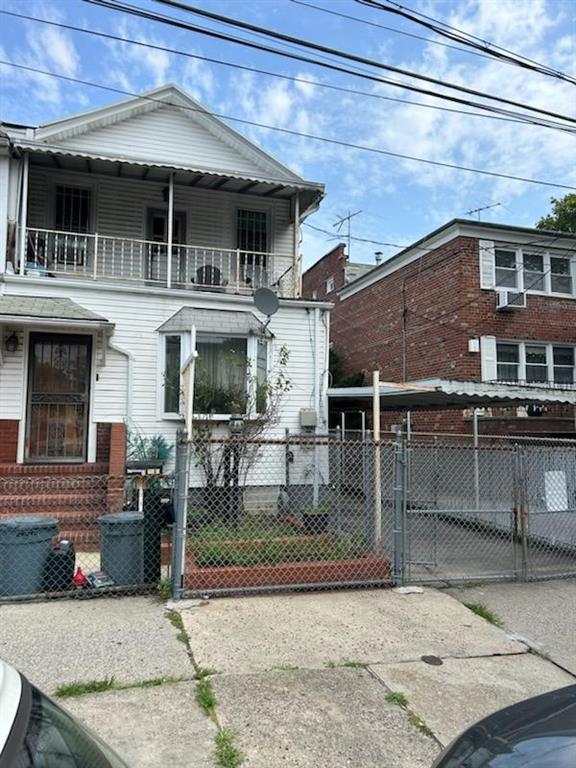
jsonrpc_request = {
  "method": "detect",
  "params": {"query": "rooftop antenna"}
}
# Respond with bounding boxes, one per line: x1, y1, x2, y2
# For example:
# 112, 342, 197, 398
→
465, 202, 502, 221
254, 287, 279, 330
333, 209, 362, 258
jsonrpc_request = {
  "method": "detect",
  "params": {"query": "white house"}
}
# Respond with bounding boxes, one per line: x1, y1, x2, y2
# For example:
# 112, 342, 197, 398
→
0, 85, 330, 487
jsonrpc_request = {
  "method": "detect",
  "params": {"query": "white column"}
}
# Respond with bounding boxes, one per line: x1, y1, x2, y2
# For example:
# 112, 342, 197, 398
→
293, 193, 300, 297
0, 156, 9, 274
166, 172, 174, 288
18, 152, 29, 276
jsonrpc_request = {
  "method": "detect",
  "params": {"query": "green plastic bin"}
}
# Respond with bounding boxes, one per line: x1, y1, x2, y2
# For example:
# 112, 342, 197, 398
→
0, 516, 58, 597
98, 511, 144, 586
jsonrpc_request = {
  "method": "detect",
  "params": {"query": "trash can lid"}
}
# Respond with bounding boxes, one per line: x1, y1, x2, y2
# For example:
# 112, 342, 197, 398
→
0, 516, 58, 530
97, 511, 144, 524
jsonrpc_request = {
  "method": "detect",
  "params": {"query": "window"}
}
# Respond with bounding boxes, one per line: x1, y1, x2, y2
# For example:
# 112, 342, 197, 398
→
525, 345, 547, 382
194, 336, 248, 415
495, 249, 517, 288
325, 276, 335, 293
523, 253, 545, 292
551, 257, 572, 294
163, 335, 182, 414
55, 186, 91, 233
237, 209, 268, 285
553, 347, 574, 384
496, 341, 575, 384
496, 343, 519, 381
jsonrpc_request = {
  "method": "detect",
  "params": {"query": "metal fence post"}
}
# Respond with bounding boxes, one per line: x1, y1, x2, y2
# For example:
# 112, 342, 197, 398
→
171, 429, 189, 600
393, 428, 407, 585
512, 443, 529, 582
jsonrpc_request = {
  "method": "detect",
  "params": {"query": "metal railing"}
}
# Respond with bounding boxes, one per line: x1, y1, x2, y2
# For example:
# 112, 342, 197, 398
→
21, 227, 296, 296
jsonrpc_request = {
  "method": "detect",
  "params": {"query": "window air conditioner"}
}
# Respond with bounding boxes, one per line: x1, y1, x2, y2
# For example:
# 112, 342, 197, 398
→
496, 289, 526, 310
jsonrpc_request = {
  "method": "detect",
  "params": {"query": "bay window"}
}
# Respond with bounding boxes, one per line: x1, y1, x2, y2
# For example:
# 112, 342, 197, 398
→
496, 342, 575, 385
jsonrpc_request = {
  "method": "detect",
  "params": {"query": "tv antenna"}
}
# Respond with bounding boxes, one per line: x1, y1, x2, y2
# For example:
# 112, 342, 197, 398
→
333, 209, 362, 258
254, 287, 279, 330
465, 202, 502, 221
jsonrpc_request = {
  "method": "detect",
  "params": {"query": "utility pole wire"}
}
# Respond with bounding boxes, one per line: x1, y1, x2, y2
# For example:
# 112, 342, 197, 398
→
2, 59, 574, 192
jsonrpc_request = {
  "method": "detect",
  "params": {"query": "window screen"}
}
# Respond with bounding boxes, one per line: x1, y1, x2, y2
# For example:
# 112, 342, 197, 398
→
55, 186, 91, 233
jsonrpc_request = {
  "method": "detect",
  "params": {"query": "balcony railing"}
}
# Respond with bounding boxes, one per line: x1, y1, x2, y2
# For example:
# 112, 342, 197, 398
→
21, 227, 296, 296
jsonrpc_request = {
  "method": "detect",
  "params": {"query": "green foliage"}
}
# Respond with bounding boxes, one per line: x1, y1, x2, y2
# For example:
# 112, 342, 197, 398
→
215, 731, 244, 768
303, 505, 332, 515
55, 678, 115, 698
464, 602, 504, 628
196, 678, 217, 717
157, 577, 172, 601
329, 347, 365, 388
127, 431, 174, 462
385, 691, 409, 708
536, 193, 576, 233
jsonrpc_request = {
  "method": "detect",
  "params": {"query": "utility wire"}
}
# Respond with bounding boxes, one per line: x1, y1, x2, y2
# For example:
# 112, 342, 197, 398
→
4, 11, 569, 133
356, 0, 575, 84
84, 0, 576, 126
2, 59, 575, 192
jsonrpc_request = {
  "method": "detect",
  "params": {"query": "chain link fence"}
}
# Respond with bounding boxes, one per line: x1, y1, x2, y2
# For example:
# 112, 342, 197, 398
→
0, 473, 174, 601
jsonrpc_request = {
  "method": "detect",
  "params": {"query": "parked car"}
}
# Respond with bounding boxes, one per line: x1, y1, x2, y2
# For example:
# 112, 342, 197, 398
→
0, 659, 128, 767
432, 684, 576, 767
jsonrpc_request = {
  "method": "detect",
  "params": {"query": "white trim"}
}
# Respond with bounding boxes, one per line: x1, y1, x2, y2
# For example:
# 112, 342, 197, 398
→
495, 339, 576, 384
18, 153, 29, 275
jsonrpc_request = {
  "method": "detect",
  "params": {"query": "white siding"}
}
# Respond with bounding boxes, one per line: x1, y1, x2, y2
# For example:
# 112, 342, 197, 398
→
61, 107, 271, 177
0, 330, 26, 419
3, 280, 329, 479
27, 167, 294, 254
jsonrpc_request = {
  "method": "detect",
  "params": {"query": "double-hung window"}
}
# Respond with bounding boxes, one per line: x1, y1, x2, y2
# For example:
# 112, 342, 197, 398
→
495, 249, 518, 289
496, 341, 575, 385
237, 209, 268, 287
550, 257, 572, 294
522, 253, 545, 292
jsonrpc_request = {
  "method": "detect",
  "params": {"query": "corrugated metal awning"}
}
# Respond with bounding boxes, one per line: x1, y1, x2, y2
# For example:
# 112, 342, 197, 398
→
0, 295, 113, 328
328, 378, 576, 407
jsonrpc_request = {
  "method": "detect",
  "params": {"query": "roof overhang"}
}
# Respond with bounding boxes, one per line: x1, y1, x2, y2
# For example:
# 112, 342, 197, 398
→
328, 379, 576, 408
14, 140, 325, 215
0, 295, 113, 331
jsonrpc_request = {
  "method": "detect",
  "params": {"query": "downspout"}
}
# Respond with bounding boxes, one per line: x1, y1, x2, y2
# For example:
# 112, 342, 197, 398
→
108, 341, 134, 424
313, 306, 321, 505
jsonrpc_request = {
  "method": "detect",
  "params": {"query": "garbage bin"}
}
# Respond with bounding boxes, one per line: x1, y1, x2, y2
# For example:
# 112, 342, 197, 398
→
98, 511, 144, 586
0, 516, 58, 597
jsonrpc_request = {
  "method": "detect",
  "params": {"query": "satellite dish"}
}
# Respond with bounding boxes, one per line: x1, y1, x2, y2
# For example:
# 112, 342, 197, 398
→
254, 287, 279, 318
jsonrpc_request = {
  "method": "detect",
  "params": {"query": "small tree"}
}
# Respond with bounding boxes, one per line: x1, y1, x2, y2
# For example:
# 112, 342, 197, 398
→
536, 193, 576, 233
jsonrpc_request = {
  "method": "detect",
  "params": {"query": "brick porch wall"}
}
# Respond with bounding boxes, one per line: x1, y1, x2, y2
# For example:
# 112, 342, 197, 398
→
107, 422, 127, 512
0, 420, 19, 463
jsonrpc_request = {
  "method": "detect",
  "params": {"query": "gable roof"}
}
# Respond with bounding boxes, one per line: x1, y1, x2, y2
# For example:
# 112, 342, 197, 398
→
29, 84, 310, 185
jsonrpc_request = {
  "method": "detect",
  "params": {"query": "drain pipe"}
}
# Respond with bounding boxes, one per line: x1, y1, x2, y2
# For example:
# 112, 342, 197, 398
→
108, 341, 134, 423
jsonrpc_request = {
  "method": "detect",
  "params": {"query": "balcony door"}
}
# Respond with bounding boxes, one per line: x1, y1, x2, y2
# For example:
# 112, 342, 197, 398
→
26, 334, 92, 462
146, 210, 186, 282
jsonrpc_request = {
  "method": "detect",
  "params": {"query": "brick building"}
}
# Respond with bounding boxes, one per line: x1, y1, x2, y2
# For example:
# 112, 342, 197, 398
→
325, 219, 576, 436
302, 242, 376, 301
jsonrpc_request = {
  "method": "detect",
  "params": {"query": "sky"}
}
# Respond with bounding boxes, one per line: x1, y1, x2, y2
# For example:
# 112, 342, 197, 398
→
0, 0, 574, 268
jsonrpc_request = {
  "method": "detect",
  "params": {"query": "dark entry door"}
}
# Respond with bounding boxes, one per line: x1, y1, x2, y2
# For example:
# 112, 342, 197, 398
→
27, 334, 92, 462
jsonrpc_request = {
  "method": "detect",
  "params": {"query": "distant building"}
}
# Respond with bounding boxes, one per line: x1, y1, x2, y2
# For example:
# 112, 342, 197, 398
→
302, 243, 376, 301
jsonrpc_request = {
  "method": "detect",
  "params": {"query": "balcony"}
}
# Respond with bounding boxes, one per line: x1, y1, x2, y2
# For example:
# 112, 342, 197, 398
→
20, 227, 297, 297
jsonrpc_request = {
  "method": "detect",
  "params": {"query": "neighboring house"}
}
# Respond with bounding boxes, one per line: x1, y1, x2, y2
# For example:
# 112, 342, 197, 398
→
302, 242, 376, 300
0, 85, 330, 491
330, 219, 576, 436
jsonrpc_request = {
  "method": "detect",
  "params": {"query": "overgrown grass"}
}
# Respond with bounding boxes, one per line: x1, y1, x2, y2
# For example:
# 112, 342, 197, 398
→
215, 730, 243, 768
385, 691, 409, 708
55, 678, 115, 698
464, 602, 504, 628
196, 678, 217, 718
55, 676, 184, 699
190, 516, 296, 542
157, 577, 172, 601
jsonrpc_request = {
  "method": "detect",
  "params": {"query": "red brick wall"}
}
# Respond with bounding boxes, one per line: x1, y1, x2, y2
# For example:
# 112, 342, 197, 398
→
96, 423, 111, 463
302, 243, 347, 300
0, 420, 19, 463
330, 234, 576, 435
107, 422, 127, 512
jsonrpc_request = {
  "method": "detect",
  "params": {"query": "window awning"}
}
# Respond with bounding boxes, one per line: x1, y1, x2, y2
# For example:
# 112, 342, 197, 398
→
157, 307, 273, 338
328, 378, 576, 408
0, 295, 113, 329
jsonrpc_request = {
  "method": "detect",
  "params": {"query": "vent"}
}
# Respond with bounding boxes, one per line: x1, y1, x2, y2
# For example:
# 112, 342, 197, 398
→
496, 289, 526, 310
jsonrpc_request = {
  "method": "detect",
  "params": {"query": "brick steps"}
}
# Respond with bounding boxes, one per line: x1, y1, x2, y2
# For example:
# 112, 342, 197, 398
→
0, 492, 107, 516
0, 463, 109, 476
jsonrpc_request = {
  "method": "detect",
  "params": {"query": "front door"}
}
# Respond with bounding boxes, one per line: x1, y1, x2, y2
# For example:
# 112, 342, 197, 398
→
26, 334, 92, 462
146, 210, 186, 282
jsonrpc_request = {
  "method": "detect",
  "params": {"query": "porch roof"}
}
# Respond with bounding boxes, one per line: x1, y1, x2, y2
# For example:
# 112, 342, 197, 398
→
157, 307, 273, 338
328, 379, 576, 408
0, 295, 113, 329
16, 140, 324, 214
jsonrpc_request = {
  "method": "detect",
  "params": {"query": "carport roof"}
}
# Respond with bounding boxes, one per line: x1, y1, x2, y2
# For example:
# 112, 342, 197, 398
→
328, 379, 576, 408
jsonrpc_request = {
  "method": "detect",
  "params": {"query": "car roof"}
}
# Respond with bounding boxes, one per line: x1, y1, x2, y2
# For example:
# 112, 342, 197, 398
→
0, 660, 22, 755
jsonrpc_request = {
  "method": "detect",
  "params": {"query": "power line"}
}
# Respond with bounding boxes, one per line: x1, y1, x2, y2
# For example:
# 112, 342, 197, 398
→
82, 0, 576, 128
147, 0, 576, 123
356, 0, 576, 84
4, 11, 568, 133
3, 59, 574, 192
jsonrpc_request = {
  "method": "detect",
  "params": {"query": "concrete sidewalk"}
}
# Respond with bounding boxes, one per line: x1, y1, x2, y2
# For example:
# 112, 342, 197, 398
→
1, 587, 574, 768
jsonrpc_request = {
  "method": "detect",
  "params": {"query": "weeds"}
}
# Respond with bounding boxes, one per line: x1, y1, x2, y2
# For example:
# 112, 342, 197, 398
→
55, 678, 115, 698
408, 710, 434, 738
464, 602, 504, 628
196, 678, 217, 718
195, 666, 218, 680
385, 691, 409, 708
157, 578, 172, 601
166, 609, 190, 645
215, 730, 243, 768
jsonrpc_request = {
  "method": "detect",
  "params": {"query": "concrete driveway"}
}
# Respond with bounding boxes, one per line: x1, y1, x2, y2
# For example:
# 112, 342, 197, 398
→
448, 579, 576, 676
